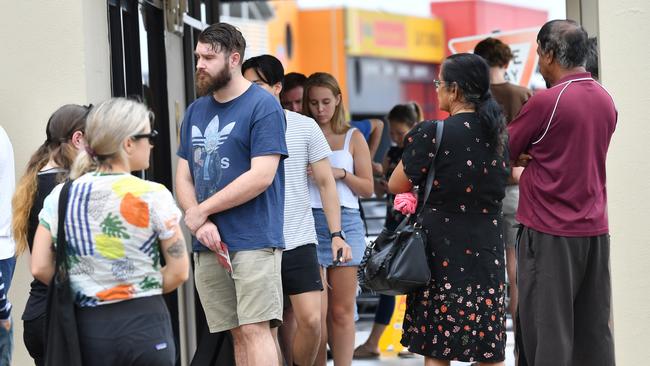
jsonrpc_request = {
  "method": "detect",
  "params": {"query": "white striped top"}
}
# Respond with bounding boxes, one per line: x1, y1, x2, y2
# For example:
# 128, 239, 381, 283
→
283, 111, 331, 251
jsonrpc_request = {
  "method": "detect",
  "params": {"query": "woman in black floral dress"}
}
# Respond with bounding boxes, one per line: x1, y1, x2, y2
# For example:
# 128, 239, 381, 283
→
388, 53, 509, 365
355, 102, 423, 359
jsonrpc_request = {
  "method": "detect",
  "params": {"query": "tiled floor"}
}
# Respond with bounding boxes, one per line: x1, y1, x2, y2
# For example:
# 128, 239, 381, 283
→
328, 319, 515, 366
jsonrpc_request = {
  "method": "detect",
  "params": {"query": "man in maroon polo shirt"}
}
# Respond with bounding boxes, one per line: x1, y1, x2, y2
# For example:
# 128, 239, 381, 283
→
508, 20, 616, 366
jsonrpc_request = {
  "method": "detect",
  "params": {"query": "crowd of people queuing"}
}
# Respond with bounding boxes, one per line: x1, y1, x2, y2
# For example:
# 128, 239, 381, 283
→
0, 18, 616, 366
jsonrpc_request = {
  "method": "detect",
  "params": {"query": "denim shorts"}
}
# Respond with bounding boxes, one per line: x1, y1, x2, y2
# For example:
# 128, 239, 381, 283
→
313, 207, 367, 267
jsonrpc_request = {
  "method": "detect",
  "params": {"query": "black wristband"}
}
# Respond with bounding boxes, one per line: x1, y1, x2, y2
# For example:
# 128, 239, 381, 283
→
342, 169, 347, 179
331, 231, 346, 240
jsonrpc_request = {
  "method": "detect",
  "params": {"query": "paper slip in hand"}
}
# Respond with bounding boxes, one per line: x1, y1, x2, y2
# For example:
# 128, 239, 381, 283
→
215, 242, 233, 273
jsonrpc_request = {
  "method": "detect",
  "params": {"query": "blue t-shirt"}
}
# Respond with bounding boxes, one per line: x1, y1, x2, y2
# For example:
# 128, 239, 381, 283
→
177, 84, 288, 252
350, 120, 371, 141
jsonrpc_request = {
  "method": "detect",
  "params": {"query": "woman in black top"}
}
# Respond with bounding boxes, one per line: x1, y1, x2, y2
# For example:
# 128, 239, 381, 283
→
12, 104, 88, 365
389, 54, 508, 365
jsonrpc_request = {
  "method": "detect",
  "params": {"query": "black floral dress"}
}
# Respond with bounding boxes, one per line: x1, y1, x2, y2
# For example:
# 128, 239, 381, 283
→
400, 114, 508, 363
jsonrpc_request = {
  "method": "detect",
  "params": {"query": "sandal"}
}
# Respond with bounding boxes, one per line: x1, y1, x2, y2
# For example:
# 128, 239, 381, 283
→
353, 344, 380, 359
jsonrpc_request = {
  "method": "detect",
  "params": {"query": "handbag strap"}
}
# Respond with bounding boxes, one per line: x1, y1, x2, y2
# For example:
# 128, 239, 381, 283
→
417, 120, 444, 216
56, 180, 74, 271
394, 120, 444, 231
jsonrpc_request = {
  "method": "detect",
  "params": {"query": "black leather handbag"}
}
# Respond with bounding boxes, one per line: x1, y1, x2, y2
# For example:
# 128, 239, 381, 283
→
358, 121, 443, 296
45, 180, 83, 366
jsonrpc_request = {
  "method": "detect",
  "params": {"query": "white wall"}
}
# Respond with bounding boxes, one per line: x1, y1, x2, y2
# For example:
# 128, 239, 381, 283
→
0, 1, 110, 364
566, 0, 599, 34
598, 0, 650, 364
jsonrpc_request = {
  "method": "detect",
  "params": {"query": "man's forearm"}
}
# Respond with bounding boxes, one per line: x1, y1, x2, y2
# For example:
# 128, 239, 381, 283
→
368, 119, 383, 158
368, 132, 381, 159
176, 177, 199, 211
199, 169, 273, 216
318, 177, 342, 233
175, 159, 200, 211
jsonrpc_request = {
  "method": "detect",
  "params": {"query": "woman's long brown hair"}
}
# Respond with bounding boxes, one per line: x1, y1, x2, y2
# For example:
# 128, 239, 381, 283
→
12, 104, 89, 255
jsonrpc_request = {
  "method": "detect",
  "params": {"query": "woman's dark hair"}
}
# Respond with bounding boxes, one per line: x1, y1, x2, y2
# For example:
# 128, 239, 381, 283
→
473, 37, 513, 68
387, 102, 423, 127
12, 104, 90, 254
241, 54, 285, 86
441, 53, 506, 154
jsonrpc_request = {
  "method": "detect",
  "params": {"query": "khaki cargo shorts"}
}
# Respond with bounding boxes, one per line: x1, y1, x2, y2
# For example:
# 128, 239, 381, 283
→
194, 248, 283, 333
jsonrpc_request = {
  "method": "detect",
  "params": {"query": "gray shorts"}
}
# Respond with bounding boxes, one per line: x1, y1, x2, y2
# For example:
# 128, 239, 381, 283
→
194, 248, 283, 333
502, 185, 519, 249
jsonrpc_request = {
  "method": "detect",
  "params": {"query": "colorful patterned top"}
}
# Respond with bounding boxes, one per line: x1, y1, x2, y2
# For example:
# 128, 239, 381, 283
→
39, 172, 181, 307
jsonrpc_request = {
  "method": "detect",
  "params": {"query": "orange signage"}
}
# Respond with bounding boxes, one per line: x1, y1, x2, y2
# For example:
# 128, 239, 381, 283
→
448, 28, 540, 87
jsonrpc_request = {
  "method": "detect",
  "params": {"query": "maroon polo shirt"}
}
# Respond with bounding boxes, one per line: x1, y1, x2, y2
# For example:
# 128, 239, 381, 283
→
508, 72, 617, 237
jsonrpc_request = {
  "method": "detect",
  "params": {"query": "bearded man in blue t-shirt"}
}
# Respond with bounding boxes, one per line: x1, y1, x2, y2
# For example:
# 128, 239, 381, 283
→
175, 23, 287, 366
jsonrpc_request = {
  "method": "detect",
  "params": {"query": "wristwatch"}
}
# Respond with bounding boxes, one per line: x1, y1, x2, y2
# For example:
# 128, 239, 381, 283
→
330, 230, 346, 241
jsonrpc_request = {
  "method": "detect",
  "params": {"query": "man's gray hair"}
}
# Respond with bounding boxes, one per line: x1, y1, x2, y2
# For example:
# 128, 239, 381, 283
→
537, 20, 589, 69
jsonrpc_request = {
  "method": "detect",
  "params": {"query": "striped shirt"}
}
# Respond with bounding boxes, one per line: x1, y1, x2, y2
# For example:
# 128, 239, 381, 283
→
0, 270, 10, 320
283, 111, 331, 251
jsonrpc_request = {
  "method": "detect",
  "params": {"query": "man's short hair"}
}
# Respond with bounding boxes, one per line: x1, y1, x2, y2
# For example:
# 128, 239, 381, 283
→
585, 37, 599, 80
198, 23, 246, 63
473, 37, 514, 68
537, 19, 589, 69
242, 55, 285, 86
282, 72, 307, 92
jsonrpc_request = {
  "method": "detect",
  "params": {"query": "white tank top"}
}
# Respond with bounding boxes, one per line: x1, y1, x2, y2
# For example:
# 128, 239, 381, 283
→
310, 128, 359, 209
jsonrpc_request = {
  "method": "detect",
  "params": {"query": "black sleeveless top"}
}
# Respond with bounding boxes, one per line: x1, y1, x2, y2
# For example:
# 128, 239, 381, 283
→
22, 169, 64, 321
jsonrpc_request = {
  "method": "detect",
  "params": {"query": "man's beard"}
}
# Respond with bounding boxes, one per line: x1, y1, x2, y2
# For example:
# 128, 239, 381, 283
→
195, 65, 232, 97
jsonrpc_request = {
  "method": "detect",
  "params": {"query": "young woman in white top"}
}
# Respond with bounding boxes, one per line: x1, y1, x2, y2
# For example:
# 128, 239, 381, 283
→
304, 72, 373, 366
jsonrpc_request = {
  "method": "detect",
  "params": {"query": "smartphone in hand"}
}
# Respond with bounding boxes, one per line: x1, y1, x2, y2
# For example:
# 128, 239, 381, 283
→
332, 248, 344, 266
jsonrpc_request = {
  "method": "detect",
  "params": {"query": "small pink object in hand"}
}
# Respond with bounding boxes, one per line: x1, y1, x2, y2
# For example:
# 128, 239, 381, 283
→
394, 192, 417, 215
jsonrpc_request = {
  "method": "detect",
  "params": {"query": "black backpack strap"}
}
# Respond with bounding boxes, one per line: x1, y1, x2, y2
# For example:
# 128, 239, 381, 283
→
55, 180, 74, 271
